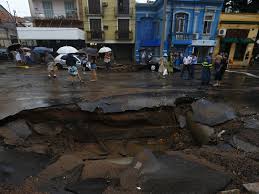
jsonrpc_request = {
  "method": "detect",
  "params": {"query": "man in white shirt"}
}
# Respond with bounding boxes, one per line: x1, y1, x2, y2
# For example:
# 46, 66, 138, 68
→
180, 55, 192, 79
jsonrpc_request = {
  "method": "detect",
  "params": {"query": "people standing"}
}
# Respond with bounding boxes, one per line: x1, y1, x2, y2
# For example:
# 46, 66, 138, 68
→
104, 52, 111, 71
181, 54, 192, 79
214, 53, 228, 87
158, 57, 167, 78
45, 51, 57, 78
190, 53, 197, 79
90, 56, 97, 82
15, 50, 23, 65
201, 53, 213, 85
214, 53, 223, 83
67, 53, 83, 84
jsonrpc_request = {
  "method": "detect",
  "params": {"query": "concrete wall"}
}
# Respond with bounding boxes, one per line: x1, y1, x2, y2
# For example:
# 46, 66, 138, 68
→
83, 0, 136, 44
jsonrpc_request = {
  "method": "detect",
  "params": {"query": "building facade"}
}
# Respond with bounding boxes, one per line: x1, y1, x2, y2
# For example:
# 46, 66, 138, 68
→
83, 0, 136, 63
136, 0, 224, 62
214, 14, 259, 68
0, 5, 18, 47
26, 0, 85, 50
28, 0, 83, 28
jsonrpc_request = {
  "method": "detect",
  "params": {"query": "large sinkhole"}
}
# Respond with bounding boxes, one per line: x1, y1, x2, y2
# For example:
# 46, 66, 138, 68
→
1, 98, 253, 194
0, 99, 196, 157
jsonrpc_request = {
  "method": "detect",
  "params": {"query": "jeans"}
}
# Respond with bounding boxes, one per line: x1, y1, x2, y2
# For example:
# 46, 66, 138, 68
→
180, 64, 191, 79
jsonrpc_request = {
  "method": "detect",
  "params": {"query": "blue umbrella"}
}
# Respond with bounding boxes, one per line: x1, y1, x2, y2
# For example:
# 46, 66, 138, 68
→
33, 47, 53, 54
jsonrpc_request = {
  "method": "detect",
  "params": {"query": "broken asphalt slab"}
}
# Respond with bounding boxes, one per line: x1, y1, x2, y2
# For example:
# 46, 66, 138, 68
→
0, 92, 190, 121
78, 92, 187, 113
191, 99, 236, 126
138, 153, 232, 194
0, 148, 50, 185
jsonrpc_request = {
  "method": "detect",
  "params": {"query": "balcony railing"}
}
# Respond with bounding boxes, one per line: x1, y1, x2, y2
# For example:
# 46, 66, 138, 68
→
34, 10, 79, 20
85, 6, 104, 17
115, 30, 133, 40
86, 30, 104, 41
114, 7, 133, 17
173, 33, 196, 40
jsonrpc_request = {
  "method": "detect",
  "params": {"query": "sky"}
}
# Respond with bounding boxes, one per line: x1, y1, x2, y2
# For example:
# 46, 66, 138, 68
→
0, 0, 30, 16
0, 0, 152, 17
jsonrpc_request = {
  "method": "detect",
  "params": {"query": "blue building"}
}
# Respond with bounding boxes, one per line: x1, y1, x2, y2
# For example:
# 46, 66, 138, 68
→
135, 0, 224, 62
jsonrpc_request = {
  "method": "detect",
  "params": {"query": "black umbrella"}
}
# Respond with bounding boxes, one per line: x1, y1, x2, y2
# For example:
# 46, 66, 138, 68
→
79, 47, 98, 56
8, 43, 21, 52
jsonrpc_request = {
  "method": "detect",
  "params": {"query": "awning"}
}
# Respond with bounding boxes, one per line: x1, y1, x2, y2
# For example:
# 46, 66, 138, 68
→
141, 40, 160, 47
17, 27, 85, 40
222, 38, 255, 44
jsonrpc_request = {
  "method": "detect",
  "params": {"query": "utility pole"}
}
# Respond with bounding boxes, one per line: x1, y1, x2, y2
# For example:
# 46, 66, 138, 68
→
160, 0, 167, 57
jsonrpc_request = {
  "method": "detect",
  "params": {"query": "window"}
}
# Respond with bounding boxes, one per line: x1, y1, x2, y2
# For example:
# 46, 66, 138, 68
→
42, 0, 53, 18
118, 19, 129, 39
90, 19, 102, 39
118, 0, 129, 14
88, 0, 101, 14
175, 13, 188, 33
64, 0, 76, 18
203, 11, 214, 34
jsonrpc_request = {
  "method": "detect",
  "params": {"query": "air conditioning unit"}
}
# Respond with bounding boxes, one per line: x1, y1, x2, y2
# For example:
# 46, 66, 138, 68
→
218, 29, 227, 37
193, 33, 199, 40
102, 2, 108, 7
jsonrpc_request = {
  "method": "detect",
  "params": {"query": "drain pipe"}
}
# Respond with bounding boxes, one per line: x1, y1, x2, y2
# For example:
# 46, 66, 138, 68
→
160, 0, 168, 57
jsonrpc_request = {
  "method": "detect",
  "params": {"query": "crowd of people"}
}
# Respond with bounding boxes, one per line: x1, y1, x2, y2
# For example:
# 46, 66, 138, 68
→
43, 51, 112, 84
12, 46, 229, 87
157, 51, 229, 87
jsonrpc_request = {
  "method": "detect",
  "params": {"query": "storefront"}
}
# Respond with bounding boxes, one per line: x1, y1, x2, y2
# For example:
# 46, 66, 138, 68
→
214, 13, 259, 68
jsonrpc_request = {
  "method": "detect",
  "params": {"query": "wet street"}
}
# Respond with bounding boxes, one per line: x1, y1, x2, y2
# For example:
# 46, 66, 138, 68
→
0, 61, 259, 120
0, 61, 259, 194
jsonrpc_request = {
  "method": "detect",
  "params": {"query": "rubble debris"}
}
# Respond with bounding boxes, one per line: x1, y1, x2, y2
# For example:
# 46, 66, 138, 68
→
218, 189, 240, 194
133, 149, 162, 175
31, 122, 62, 136
66, 178, 119, 194
6, 119, 31, 139
232, 135, 259, 153
177, 115, 186, 128
244, 118, 259, 129
191, 99, 236, 126
0, 126, 23, 145
243, 182, 259, 193
37, 154, 83, 183
186, 112, 215, 145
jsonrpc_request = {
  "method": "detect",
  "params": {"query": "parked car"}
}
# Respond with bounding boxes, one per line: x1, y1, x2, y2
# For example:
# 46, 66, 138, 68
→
0, 48, 9, 60
147, 56, 160, 71
54, 54, 81, 69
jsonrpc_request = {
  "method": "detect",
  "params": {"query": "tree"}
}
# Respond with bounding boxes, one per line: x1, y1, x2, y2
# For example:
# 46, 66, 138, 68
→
223, 0, 259, 13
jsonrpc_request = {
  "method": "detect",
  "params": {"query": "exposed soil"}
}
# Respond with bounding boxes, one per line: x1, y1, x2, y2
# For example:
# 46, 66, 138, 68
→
0, 99, 259, 193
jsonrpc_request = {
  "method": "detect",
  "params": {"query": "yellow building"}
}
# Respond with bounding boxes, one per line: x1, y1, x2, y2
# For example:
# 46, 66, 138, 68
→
214, 13, 259, 68
83, 0, 135, 63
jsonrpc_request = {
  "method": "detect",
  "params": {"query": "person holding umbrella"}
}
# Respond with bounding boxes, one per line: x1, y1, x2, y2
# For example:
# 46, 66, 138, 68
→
99, 47, 112, 71
45, 51, 57, 78
66, 53, 83, 84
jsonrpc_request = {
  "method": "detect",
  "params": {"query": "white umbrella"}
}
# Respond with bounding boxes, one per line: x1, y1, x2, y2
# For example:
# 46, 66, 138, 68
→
57, 46, 78, 54
98, 46, 112, 53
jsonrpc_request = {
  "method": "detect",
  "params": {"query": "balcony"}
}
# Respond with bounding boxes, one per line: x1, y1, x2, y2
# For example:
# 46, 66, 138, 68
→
173, 33, 196, 40
34, 9, 79, 20
115, 31, 133, 41
114, 7, 133, 17
86, 30, 104, 41
85, 6, 104, 17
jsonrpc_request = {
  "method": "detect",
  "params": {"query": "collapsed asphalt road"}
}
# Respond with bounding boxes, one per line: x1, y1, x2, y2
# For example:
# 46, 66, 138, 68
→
0, 93, 258, 194
0, 62, 259, 193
